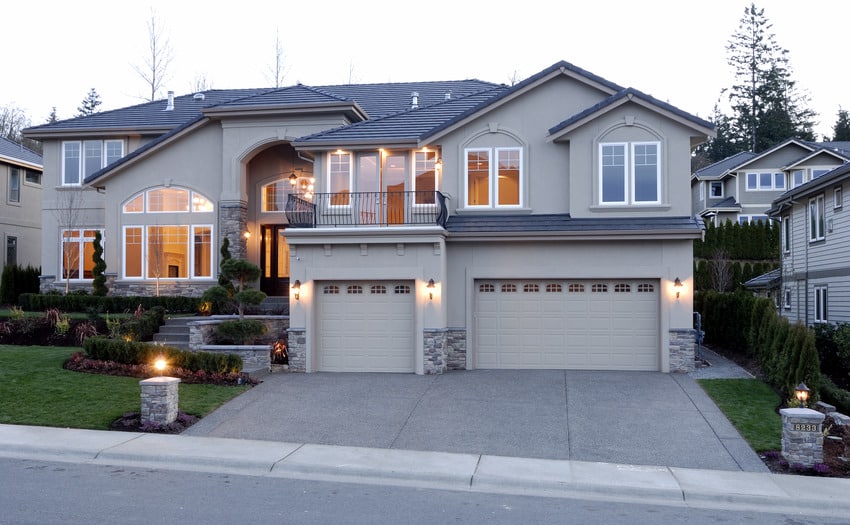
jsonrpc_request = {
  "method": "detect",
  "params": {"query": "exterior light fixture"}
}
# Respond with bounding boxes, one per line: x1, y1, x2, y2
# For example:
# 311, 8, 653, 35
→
154, 357, 167, 376
794, 383, 810, 408
427, 278, 435, 300
289, 173, 298, 186
435, 158, 443, 171
292, 279, 301, 300
673, 277, 683, 299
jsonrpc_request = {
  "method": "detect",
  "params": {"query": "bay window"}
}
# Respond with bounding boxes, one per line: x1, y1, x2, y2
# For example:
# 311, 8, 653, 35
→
599, 142, 660, 205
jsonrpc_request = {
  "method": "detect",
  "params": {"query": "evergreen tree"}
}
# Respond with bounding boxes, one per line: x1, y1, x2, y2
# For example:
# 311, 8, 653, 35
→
47, 107, 58, 124
832, 108, 850, 141
694, 103, 744, 164
91, 231, 108, 296
725, 3, 815, 152
76, 88, 102, 117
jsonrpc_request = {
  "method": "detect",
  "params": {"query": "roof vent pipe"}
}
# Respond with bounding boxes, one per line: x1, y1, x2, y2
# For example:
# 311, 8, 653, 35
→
411, 91, 419, 110
165, 91, 175, 111
445, 91, 452, 101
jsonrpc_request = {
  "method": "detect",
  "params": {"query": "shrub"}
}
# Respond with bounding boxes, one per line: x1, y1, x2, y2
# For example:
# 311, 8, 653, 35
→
820, 376, 850, 414
0, 264, 41, 305
118, 306, 166, 342
216, 319, 268, 344
18, 294, 200, 314
91, 231, 108, 297
82, 336, 242, 374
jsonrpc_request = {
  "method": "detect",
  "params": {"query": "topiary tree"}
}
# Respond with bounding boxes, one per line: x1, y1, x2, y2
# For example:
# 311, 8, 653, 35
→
91, 231, 108, 296
207, 256, 268, 344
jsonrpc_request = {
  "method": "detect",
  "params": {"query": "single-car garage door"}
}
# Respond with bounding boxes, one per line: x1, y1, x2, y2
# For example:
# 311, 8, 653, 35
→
475, 279, 659, 371
317, 281, 415, 372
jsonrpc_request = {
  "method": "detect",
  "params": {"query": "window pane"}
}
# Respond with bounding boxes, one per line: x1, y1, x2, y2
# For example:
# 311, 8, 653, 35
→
82, 234, 96, 279
601, 144, 625, 203
123, 194, 144, 213
8, 168, 20, 203
83, 140, 103, 178
105, 140, 123, 165
62, 239, 80, 279
148, 188, 190, 212
63, 142, 81, 185
329, 153, 351, 206
25, 170, 41, 184
774, 173, 785, 189
262, 181, 285, 212
792, 170, 804, 188
6, 236, 16, 266
467, 150, 490, 206
497, 149, 520, 206
747, 173, 758, 190
759, 172, 772, 189
633, 144, 658, 202
193, 226, 211, 278
191, 192, 214, 212
125, 227, 143, 278
710, 182, 722, 197
414, 151, 436, 204
147, 226, 188, 278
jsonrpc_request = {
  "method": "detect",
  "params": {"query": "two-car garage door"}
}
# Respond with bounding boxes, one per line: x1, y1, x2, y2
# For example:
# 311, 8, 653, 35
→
475, 279, 659, 371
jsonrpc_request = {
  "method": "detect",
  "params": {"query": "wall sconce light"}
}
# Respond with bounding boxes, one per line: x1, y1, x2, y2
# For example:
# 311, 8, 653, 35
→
435, 158, 443, 171
794, 382, 810, 408
243, 229, 251, 240
289, 173, 298, 186
292, 279, 301, 301
427, 278, 435, 300
673, 277, 683, 300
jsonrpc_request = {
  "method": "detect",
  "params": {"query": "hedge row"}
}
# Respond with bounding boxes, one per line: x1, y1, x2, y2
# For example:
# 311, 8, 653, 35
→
693, 259, 778, 293
82, 336, 242, 374
18, 293, 200, 314
0, 265, 41, 305
694, 220, 779, 261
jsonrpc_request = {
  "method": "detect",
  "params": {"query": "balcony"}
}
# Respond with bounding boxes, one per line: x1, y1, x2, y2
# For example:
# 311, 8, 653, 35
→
285, 191, 448, 228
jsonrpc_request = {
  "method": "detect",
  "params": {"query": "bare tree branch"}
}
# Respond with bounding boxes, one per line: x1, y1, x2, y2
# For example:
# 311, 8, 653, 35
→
53, 189, 84, 294
264, 27, 288, 88
131, 9, 174, 102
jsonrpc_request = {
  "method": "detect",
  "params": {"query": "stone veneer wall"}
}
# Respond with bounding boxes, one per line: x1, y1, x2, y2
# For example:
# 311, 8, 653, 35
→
422, 328, 467, 374
219, 201, 248, 260
668, 328, 696, 373
446, 329, 467, 371
188, 316, 289, 349
287, 328, 306, 372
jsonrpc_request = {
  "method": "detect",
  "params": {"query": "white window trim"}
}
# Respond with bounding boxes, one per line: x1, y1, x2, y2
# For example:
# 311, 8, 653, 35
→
783, 288, 791, 309
411, 150, 438, 209
463, 146, 524, 209
61, 228, 102, 281
122, 225, 144, 280
598, 141, 661, 205
745, 171, 784, 191
809, 195, 825, 242
699, 181, 705, 200
327, 151, 353, 209
709, 181, 723, 198
122, 224, 214, 280
62, 141, 81, 186
122, 188, 214, 214
7, 167, 20, 205
814, 285, 828, 323
835, 187, 843, 209
782, 215, 791, 254
62, 139, 124, 187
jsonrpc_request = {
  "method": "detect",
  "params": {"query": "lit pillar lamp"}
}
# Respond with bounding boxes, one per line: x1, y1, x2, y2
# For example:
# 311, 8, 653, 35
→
794, 382, 810, 408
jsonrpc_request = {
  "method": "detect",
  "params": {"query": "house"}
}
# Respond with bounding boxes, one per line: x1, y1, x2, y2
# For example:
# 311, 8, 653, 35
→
0, 136, 42, 274
742, 267, 781, 305
24, 60, 713, 374
692, 139, 850, 225
768, 161, 850, 325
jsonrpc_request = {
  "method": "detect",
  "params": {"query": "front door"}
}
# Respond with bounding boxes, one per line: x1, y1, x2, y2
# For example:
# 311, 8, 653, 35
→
383, 153, 406, 224
260, 224, 289, 296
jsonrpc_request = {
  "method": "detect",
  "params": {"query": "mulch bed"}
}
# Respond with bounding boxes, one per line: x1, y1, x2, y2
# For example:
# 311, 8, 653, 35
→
109, 411, 199, 434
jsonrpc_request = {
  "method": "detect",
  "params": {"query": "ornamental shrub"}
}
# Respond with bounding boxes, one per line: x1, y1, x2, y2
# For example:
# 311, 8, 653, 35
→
82, 336, 242, 374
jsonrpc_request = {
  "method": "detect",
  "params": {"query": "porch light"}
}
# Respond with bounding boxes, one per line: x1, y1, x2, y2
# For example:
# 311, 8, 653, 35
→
674, 277, 683, 299
289, 173, 298, 186
243, 229, 251, 240
292, 279, 301, 300
154, 357, 167, 376
435, 158, 443, 171
795, 383, 810, 407
427, 278, 435, 300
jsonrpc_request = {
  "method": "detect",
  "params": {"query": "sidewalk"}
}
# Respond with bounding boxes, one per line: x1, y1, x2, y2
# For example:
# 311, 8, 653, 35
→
1, 423, 849, 518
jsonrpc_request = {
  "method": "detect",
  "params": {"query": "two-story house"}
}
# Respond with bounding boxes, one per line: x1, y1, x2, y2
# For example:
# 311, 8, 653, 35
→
768, 161, 850, 325
692, 139, 850, 225
25, 61, 713, 374
0, 137, 42, 274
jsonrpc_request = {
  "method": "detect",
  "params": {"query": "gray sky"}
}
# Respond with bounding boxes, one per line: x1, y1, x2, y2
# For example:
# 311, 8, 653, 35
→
4, 0, 846, 138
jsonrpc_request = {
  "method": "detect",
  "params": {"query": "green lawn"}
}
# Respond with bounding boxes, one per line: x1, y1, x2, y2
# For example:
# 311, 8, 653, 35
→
698, 378, 782, 452
0, 345, 248, 430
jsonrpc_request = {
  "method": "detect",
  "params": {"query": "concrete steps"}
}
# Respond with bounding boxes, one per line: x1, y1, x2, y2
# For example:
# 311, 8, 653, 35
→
153, 316, 195, 349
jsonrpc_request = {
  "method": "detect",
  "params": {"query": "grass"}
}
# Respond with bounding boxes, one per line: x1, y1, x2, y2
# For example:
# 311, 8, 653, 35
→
0, 308, 133, 321
698, 378, 782, 452
0, 345, 248, 430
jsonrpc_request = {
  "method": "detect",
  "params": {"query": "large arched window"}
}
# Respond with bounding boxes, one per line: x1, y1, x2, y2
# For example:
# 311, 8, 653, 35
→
121, 187, 214, 280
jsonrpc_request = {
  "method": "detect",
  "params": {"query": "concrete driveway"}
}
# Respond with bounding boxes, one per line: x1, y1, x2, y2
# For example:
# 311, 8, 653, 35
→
183, 369, 768, 472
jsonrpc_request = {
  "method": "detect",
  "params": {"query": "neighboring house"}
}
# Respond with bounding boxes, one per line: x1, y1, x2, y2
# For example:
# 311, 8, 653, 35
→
692, 139, 850, 225
0, 136, 42, 275
768, 162, 850, 325
742, 267, 781, 305
24, 60, 713, 374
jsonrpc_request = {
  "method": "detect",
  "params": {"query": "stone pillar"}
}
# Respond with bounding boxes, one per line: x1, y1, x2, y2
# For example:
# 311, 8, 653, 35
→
140, 377, 181, 426
668, 328, 696, 373
287, 328, 306, 372
423, 329, 448, 375
219, 201, 248, 260
780, 408, 825, 467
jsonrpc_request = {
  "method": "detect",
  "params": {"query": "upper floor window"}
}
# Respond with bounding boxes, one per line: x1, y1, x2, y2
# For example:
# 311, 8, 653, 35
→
738, 215, 768, 225
8, 167, 20, 203
328, 151, 352, 206
709, 181, 723, 198
792, 168, 833, 189
122, 187, 214, 214
809, 194, 825, 242
413, 150, 437, 205
599, 142, 660, 205
835, 187, 843, 209
745, 172, 784, 191
25, 169, 41, 185
262, 180, 295, 212
62, 140, 123, 185
465, 147, 522, 208
782, 215, 791, 253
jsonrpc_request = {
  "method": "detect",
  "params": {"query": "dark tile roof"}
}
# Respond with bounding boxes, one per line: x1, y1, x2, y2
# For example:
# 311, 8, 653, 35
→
446, 214, 704, 234
694, 151, 757, 178
548, 87, 714, 137
704, 196, 740, 209
769, 161, 850, 215
803, 141, 850, 158
743, 267, 780, 290
0, 136, 42, 166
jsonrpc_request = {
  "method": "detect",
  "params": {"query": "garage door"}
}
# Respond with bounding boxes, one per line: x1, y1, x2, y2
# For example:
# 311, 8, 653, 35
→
317, 281, 415, 372
475, 279, 659, 371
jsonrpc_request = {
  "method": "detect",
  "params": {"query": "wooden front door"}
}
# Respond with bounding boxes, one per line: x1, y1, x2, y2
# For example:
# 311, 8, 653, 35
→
260, 224, 289, 296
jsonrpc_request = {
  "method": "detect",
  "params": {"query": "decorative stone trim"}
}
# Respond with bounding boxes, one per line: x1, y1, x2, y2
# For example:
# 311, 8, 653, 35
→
140, 376, 181, 425
446, 328, 467, 371
187, 316, 289, 350
668, 328, 696, 373
220, 201, 248, 260
287, 328, 306, 372
199, 345, 271, 373
423, 329, 447, 375
111, 280, 216, 297
780, 408, 825, 467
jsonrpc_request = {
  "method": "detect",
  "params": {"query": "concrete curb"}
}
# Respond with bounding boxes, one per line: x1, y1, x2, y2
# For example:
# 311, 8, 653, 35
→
2, 424, 850, 518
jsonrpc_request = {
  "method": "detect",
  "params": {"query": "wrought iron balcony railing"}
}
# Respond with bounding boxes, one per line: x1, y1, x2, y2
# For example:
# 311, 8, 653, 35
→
285, 191, 448, 228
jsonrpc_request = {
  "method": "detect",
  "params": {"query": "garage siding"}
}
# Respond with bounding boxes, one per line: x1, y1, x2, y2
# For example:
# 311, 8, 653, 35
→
475, 279, 659, 371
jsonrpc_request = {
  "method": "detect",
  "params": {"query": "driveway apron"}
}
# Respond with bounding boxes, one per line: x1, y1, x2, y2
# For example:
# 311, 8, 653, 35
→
183, 369, 766, 472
